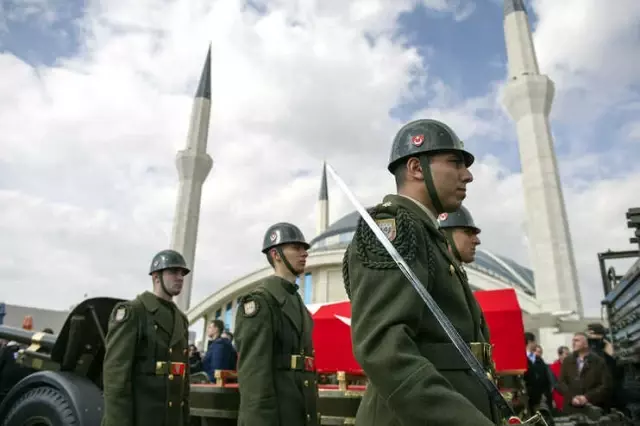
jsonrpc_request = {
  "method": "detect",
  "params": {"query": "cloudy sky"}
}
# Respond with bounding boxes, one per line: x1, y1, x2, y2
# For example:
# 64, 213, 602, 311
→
1, 0, 638, 321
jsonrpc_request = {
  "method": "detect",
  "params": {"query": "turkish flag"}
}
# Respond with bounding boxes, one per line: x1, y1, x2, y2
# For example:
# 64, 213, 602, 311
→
309, 301, 362, 374
473, 288, 528, 373
309, 288, 527, 375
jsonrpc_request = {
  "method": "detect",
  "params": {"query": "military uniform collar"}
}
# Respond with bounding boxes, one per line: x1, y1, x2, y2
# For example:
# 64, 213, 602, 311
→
396, 194, 438, 225
263, 275, 298, 304
382, 194, 448, 245
139, 291, 163, 313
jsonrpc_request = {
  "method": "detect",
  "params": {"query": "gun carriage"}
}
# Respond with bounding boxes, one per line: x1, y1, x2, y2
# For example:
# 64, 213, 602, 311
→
598, 207, 640, 422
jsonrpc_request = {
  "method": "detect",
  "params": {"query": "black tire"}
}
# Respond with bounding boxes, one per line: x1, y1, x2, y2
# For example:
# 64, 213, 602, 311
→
3, 386, 78, 426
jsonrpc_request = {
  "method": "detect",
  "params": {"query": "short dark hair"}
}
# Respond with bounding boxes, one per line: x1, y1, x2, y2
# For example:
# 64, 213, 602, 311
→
524, 332, 536, 344
265, 252, 275, 267
557, 345, 569, 356
392, 159, 409, 188
211, 319, 225, 332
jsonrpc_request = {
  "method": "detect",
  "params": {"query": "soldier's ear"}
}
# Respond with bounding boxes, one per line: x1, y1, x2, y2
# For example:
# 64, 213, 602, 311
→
270, 248, 280, 262
405, 157, 424, 181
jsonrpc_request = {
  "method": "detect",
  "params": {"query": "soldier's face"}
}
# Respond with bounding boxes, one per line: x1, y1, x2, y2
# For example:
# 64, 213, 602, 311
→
451, 228, 480, 263
429, 153, 473, 211
159, 267, 186, 295
278, 243, 308, 274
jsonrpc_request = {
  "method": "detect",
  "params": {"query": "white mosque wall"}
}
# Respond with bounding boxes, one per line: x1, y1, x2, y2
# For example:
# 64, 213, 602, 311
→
187, 247, 541, 346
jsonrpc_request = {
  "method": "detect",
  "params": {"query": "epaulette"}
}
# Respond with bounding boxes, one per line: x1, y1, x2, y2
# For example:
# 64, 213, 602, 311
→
353, 203, 419, 269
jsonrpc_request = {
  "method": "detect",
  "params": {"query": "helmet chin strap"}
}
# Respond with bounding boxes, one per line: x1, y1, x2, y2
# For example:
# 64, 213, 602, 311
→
443, 229, 463, 262
419, 156, 445, 214
275, 247, 301, 278
159, 274, 175, 298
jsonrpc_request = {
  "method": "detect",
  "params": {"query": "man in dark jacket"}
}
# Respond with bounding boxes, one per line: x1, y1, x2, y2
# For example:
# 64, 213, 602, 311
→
557, 332, 612, 413
523, 332, 552, 415
202, 320, 237, 381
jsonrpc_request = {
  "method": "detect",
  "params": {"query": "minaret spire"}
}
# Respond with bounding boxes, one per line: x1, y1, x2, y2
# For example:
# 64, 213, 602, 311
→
503, 0, 526, 16
501, 1, 582, 320
172, 44, 214, 312
316, 161, 329, 235
195, 44, 212, 100
319, 162, 328, 201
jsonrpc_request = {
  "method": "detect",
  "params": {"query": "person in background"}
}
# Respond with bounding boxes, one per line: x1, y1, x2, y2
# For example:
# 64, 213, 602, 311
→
188, 344, 203, 375
202, 320, 236, 382
524, 333, 552, 415
557, 332, 612, 414
221, 330, 238, 362
550, 346, 570, 413
586, 323, 623, 412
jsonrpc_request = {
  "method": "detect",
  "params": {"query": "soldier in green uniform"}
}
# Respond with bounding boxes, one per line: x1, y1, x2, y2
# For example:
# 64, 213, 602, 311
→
101, 249, 191, 426
438, 206, 493, 360
234, 222, 319, 426
342, 119, 499, 425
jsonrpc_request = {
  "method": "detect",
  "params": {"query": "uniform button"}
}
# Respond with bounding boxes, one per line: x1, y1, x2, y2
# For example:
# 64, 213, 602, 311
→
307, 414, 310, 422
181, 401, 184, 407
169, 401, 173, 407
304, 380, 309, 387
169, 374, 174, 380
169, 348, 173, 354
183, 349, 187, 355
154, 325, 158, 330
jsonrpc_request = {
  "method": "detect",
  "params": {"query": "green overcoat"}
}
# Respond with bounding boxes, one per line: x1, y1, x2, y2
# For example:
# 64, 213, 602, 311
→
343, 194, 499, 425
448, 251, 492, 346
234, 275, 319, 426
101, 291, 190, 426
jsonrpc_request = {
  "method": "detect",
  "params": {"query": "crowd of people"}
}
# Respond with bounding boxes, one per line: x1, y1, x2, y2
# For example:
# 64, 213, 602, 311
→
523, 323, 625, 418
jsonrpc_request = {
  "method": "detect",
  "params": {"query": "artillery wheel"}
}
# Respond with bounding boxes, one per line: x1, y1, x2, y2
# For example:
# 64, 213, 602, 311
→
3, 386, 78, 426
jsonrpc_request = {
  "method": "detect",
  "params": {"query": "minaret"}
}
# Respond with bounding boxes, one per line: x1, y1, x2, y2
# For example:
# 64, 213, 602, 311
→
501, 1, 583, 316
317, 162, 329, 235
172, 45, 214, 312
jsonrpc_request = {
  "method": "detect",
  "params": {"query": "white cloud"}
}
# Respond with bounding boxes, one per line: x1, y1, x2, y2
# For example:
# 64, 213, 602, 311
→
0, 0, 637, 327
531, 0, 640, 126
